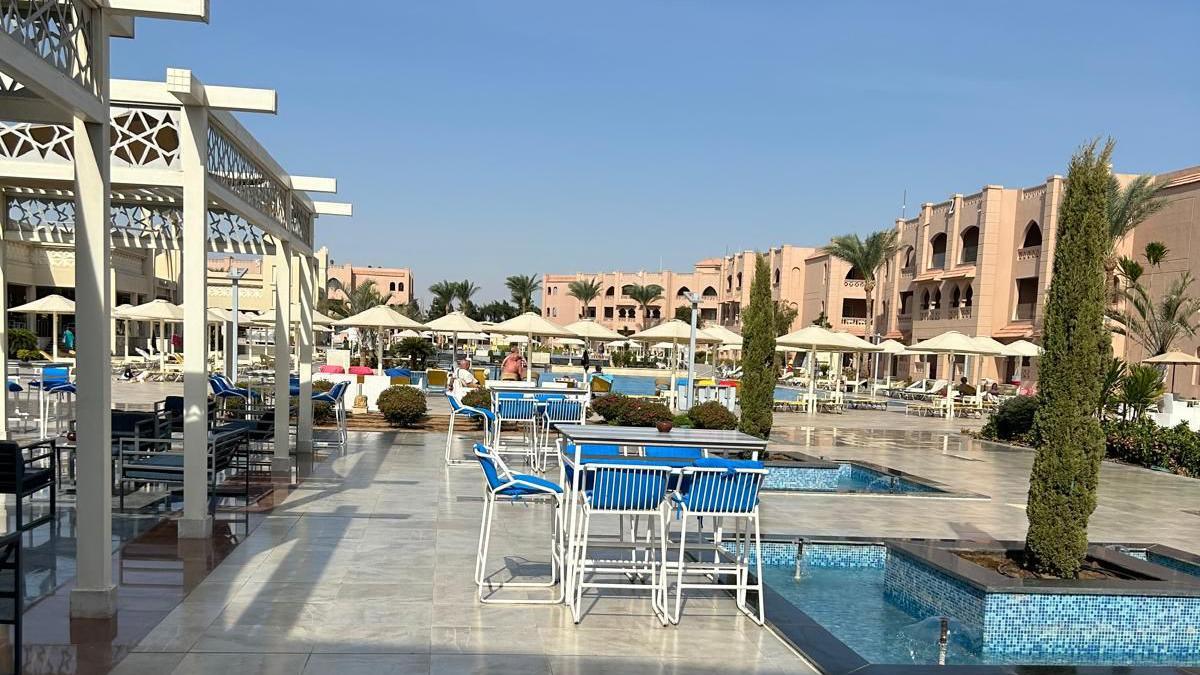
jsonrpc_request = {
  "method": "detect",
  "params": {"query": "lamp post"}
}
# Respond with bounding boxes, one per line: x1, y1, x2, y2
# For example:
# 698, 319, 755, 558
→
684, 292, 700, 410
228, 268, 247, 383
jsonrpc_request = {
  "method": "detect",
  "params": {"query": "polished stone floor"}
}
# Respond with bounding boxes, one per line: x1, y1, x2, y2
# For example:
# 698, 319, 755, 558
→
16, 406, 1200, 674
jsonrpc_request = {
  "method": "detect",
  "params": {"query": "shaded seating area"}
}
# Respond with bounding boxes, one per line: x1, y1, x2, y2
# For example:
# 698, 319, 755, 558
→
0, 440, 57, 532
117, 428, 252, 514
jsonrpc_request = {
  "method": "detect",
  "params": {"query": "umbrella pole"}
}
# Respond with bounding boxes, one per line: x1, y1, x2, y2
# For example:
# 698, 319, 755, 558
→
52, 314, 59, 360
808, 348, 816, 416
160, 320, 166, 371
946, 351, 955, 420
526, 331, 533, 383
377, 329, 384, 374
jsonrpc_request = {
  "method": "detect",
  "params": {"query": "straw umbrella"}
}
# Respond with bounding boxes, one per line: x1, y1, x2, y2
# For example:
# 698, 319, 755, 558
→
1003, 339, 1043, 384
425, 311, 488, 367
628, 319, 721, 407
124, 299, 184, 371
907, 331, 1001, 419
490, 312, 576, 382
565, 319, 624, 366
1143, 351, 1200, 394
9, 294, 75, 361
777, 325, 855, 415
874, 338, 908, 385
331, 305, 426, 373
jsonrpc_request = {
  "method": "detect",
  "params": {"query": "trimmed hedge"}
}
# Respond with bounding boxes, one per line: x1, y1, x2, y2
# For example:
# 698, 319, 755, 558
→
980, 396, 1039, 442
591, 394, 629, 424
377, 386, 427, 427
687, 401, 738, 430
1103, 419, 1200, 477
461, 388, 491, 411
590, 394, 672, 427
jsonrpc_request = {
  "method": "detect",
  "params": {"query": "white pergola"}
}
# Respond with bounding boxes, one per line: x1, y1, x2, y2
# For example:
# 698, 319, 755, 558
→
0, 4, 351, 619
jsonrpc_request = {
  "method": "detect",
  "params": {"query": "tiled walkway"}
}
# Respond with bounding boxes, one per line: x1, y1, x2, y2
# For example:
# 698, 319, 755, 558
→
112, 431, 808, 674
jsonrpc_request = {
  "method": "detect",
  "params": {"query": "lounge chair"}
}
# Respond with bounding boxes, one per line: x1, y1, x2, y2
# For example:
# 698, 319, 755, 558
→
426, 369, 448, 392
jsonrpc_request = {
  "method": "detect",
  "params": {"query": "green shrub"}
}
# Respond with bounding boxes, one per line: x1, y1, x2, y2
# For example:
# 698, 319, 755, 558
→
461, 387, 491, 410
672, 413, 693, 429
8, 329, 37, 357
981, 396, 1040, 442
687, 401, 738, 430
591, 394, 630, 423
15, 349, 42, 362
620, 399, 673, 427
377, 386, 427, 427
312, 380, 334, 424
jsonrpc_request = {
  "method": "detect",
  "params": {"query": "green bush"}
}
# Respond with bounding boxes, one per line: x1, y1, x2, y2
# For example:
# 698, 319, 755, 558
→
461, 387, 491, 410
8, 329, 37, 357
620, 399, 673, 427
1102, 419, 1200, 477
672, 413, 693, 429
377, 386, 427, 427
687, 401, 738, 430
15, 349, 42, 362
981, 396, 1040, 442
591, 394, 630, 423
312, 380, 335, 424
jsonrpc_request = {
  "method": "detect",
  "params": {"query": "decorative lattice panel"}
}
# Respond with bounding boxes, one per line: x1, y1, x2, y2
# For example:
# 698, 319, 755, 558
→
6, 195, 73, 236
0, 121, 73, 161
0, 70, 25, 94
208, 208, 267, 248
0, 0, 95, 95
290, 195, 313, 246
206, 123, 287, 226
111, 107, 180, 168
111, 202, 183, 240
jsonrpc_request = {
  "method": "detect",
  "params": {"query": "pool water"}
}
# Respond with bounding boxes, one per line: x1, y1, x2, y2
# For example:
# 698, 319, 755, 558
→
763, 463, 945, 494
763, 551, 1200, 667
538, 372, 797, 400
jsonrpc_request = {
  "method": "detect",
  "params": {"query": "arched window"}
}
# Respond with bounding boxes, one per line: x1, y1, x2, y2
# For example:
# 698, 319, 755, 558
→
903, 246, 915, 268
676, 286, 691, 297
964, 286, 974, 307
621, 284, 634, 296
951, 286, 961, 308
929, 233, 948, 269
398, 282, 405, 292
702, 286, 717, 298
389, 282, 396, 291
933, 289, 942, 308
921, 290, 930, 310
959, 226, 979, 264
773, 269, 781, 286
846, 267, 864, 280
1022, 221, 1043, 248
605, 286, 615, 297
726, 275, 733, 291
790, 267, 801, 287
736, 272, 743, 288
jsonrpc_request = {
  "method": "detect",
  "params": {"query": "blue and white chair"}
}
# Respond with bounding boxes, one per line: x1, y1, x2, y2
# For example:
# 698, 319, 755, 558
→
494, 393, 539, 468
446, 393, 496, 466
472, 443, 564, 604
665, 457, 767, 625
208, 374, 260, 408
538, 396, 584, 471
312, 380, 350, 450
570, 459, 673, 624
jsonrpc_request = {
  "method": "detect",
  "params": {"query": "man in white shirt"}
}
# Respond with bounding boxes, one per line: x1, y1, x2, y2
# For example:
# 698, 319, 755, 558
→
450, 357, 479, 400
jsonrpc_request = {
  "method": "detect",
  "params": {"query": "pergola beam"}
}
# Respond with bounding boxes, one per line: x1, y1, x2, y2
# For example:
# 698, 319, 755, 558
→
312, 201, 353, 217
290, 176, 338, 193
99, 0, 210, 22
112, 72, 277, 114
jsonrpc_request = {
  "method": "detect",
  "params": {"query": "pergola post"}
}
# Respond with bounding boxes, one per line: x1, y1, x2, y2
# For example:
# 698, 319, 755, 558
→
179, 103, 211, 538
0, 216, 7, 441
272, 240, 293, 473
297, 254, 315, 454
69, 14, 116, 617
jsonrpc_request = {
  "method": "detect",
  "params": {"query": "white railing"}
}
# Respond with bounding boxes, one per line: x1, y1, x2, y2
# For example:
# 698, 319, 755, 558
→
947, 306, 972, 320
844, 279, 866, 288
1, 0, 96, 96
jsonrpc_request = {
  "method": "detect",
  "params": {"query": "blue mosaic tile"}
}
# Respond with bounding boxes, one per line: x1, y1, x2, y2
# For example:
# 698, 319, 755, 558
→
762, 466, 839, 491
883, 548, 986, 637
1148, 552, 1200, 578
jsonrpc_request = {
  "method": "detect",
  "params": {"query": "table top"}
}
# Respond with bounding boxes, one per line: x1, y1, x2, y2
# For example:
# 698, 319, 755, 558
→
486, 381, 588, 395
554, 424, 767, 450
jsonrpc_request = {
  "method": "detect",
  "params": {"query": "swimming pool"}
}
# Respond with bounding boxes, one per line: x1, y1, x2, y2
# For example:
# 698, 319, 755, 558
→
537, 371, 798, 400
763, 462, 946, 494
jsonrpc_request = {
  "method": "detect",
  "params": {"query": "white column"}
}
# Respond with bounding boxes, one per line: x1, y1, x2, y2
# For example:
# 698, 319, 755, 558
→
297, 254, 314, 454
179, 104, 211, 538
0, 220, 7, 441
109, 266, 117, 355
69, 112, 116, 617
272, 241, 293, 473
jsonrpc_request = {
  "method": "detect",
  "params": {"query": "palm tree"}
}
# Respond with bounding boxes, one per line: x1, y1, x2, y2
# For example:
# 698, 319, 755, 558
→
567, 278, 603, 319
455, 280, 480, 315
505, 275, 541, 314
428, 280, 457, 318
1107, 174, 1169, 257
626, 284, 664, 327
1108, 271, 1200, 357
821, 229, 900, 334
325, 280, 388, 363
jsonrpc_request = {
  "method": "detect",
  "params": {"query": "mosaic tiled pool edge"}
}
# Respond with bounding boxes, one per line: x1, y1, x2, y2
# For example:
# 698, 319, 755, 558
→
756, 539, 1200, 666
762, 463, 947, 494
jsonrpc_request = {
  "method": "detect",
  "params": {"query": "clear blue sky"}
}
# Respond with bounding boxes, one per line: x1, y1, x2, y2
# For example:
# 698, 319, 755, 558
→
112, 1, 1200, 305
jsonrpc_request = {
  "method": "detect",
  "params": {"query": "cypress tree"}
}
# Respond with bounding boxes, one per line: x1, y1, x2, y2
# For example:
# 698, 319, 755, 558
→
738, 254, 777, 440
1024, 139, 1113, 578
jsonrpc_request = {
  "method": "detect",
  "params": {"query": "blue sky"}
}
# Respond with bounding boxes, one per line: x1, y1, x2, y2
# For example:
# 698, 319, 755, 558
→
112, 1, 1200, 305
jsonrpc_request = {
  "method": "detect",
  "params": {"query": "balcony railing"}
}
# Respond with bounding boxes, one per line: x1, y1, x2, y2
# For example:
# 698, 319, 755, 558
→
841, 317, 868, 327
844, 279, 866, 288
930, 253, 946, 270
1014, 303, 1036, 321
1017, 246, 1042, 261
897, 312, 912, 324
947, 306, 973, 320
901, 266, 915, 277
920, 308, 941, 321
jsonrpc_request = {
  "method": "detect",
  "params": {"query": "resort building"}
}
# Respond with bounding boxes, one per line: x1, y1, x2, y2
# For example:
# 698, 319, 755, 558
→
542, 164, 1200, 393
325, 255, 414, 307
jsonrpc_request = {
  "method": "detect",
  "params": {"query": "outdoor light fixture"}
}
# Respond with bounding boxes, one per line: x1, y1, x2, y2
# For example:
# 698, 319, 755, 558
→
685, 291, 700, 410
228, 268, 248, 383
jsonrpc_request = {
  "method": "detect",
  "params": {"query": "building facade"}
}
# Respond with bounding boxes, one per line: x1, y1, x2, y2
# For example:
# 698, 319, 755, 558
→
542, 165, 1200, 394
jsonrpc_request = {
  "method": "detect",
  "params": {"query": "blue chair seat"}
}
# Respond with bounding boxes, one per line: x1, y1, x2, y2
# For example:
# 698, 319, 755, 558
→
7, 381, 22, 393
123, 453, 183, 481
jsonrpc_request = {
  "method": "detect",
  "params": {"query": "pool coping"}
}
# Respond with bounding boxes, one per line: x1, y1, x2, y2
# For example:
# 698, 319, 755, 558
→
752, 534, 1200, 675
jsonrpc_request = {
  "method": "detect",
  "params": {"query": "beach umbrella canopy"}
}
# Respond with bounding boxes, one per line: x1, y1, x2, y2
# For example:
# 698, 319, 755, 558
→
565, 320, 624, 341
10, 294, 76, 360
556, 337, 586, 347
255, 307, 337, 326
908, 331, 999, 419
396, 329, 424, 339
776, 325, 849, 351
971, 336, 1013, 356
651, 341, 679, 350
490, 312, 575, 381
1144, 350, 1200, 394
332, 305, 426, 372
876, 339, 909, 354
425, 311, 487, 335
629, 319, 720, 344
1005, 339, 1043, 358
124, 299, 184, 322
607, 339, 638, 349
700, 324, 742, 346
177, 305, 226, 323
832, 332, 883, 352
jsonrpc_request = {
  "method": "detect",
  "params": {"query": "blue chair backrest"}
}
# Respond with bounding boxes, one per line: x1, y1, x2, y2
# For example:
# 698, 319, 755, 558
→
534, 393, 566, 402
446, 393, 465, 412
562, 443, 622, 486
585, 463, 670, 511
497, 398, 536, 419
644, 445, 703, 460
544, 399, 582, 422
678, 458, 765, 513
329, 381, 349, 400
384, 367, 413, 378
497, 392, 526, 400
43, 367, 69, 383
473, 443, 505, 491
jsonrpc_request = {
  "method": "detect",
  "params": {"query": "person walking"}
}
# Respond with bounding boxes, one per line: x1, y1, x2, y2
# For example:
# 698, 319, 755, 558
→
62, 327, 75, 352
581, 347, 591, 375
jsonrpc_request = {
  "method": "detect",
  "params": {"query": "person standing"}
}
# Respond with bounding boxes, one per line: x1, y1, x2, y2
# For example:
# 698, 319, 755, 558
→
500, 344, 527, 381
581, 347, 591, 375
62, 327, 75, 352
